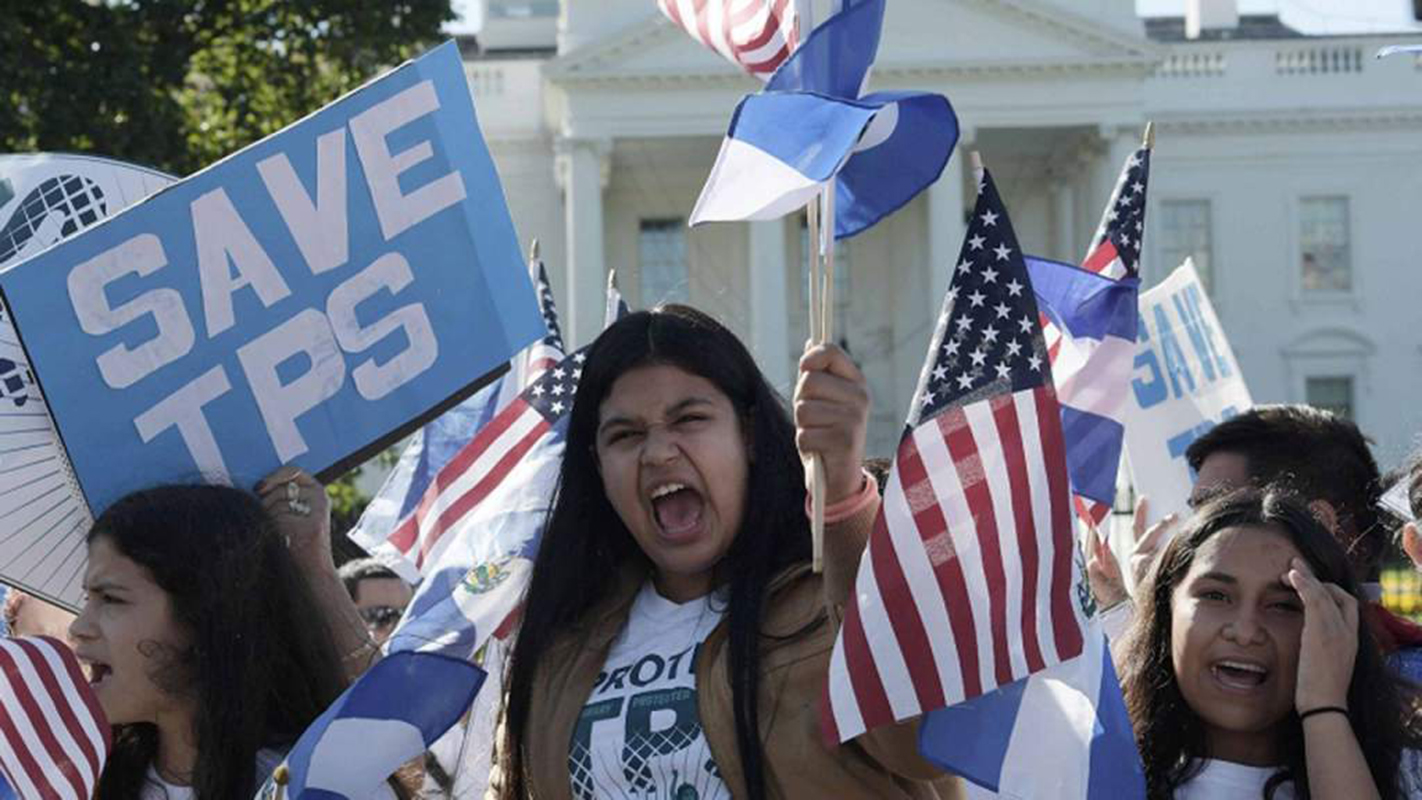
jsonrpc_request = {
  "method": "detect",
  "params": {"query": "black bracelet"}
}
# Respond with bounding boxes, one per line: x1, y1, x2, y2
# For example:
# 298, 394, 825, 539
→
1298, 705, 1348, 723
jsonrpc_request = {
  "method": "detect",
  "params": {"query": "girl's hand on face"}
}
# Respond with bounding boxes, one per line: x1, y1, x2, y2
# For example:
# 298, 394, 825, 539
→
256, 467, 334, 571
1286, 557, 1358, 715
795, 343, 870, 505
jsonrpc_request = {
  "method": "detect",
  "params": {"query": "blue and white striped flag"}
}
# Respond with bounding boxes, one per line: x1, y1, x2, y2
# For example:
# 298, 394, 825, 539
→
919, 626, 1143, 798
1026, 256, 1139, 527
690, 0, 957, 239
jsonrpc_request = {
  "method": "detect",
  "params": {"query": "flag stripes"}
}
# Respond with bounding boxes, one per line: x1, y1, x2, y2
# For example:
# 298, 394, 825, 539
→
656, 0, 798, 78
0, 637, 108, 800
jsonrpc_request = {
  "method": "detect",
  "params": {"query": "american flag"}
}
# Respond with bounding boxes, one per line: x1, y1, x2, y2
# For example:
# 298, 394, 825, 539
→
0, 636, 110, 800
823, 167, 1084, 743
656, 0, 798, 79
356, 256, 568, 576
1082, 144, 1150, 280
383, 348, 581, 575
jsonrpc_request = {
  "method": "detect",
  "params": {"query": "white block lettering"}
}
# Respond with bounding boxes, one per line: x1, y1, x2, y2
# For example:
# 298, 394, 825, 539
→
192, 187, 292, 338
237, 308, 345, 463
133, 365, 233, 484
257, 129, 350, 275
327, 252, 438, 401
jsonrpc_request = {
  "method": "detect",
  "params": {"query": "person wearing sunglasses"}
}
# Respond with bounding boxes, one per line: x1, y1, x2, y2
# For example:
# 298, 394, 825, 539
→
338, 557, 413, 645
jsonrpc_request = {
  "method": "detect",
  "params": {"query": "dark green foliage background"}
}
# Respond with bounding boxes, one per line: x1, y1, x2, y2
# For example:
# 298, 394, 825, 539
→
1, 0, 453, 545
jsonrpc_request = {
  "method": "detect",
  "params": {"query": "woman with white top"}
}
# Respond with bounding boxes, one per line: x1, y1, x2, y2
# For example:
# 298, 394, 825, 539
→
1118, 488, 1421, 799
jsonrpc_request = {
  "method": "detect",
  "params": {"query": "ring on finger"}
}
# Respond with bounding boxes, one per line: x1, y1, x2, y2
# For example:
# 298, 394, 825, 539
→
286, 480, 311, 517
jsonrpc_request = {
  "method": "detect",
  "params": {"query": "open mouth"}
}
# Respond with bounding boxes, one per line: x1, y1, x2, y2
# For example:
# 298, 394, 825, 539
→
84, 661, 112, 687
1211, 659, 1268, 692
650, 482, 705, 538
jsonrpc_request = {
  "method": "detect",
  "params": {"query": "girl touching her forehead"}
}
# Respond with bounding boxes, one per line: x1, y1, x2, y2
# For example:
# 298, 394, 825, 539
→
496, 305, 960, 799
1119, 488, 1422, 800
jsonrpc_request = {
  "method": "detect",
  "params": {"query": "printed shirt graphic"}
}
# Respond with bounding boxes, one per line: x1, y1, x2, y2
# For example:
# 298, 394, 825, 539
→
570, 582, 728, 800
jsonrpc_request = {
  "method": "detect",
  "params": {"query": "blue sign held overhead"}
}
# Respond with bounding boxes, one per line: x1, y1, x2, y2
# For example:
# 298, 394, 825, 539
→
0, 41, 545, 513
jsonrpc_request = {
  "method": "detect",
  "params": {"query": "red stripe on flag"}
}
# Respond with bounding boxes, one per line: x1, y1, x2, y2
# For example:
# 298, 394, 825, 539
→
1035, 385, 1083, 661
731, 0, 786, 50
989, 396, 1047, 675
837, 597, 893, 738
867, 451, 944, 713
945, 402, 1014, 689
415, 416, 553, 569
17, 638, 101, 785
1082, 240, 1118, 275
740, 44, 791, 74
388, 397, 530, 554
927, 410, 984, 699
0, 644, 82, 800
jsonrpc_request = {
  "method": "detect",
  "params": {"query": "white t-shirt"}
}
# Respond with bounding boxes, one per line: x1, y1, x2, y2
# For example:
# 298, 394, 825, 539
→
1174, 760, 1295, 800
569, 581, 728, 800
141, 748, 285, 800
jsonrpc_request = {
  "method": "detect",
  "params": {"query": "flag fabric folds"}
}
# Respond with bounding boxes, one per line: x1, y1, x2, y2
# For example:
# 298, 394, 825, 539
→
349, 258, 566, 581
1082, 144, 1150, 280
822, 167, 1084, 744
0, 636, 109, 800
918, 626, 1145, 798
275, 652, 484, 800
1027, 257, 1139, 527
655, 0, 798, 79
689, 0, 957, 240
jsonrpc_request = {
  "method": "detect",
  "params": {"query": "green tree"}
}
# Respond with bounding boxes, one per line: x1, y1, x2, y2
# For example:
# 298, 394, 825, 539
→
1, 1, 452, 549
1, 0, 454, 176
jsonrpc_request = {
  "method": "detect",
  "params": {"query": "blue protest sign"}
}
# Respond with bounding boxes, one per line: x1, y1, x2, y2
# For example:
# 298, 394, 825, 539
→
0, 41, 544, 516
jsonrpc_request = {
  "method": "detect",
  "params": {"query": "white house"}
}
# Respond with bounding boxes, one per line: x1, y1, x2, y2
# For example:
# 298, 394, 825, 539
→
459, 0, 1422, 469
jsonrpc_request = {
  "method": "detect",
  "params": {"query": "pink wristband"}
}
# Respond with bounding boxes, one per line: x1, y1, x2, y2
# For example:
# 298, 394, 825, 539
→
806, 469, 879, 524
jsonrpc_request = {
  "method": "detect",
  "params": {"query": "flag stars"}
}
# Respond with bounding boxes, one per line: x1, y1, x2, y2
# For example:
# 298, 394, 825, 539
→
931, 364, 949, 383
969, 349, 987, 367
968, 290, 986, 308
944, 338, 961, 357
1006, 339, 1023, 357
1017, 315, 1035, 334
551, 400, 565, 414
994, 302, 1011, 319
993, 243, 1012, 262
530, 384, 545, 397
981, 266, 999, 284
1132, 180, 1145, 194
995, 363, 1012, 380
968, 234, 986, 251
956, 316, 974, 335
982, 325, 999, 344
1028, 354, 1043, 371
957, 373, 975, 390
1006, 279, 1023, 297
551, 383, 565, 396
957, 259, 973, 276
980, 209, 999, 226
920, 390, 936, 408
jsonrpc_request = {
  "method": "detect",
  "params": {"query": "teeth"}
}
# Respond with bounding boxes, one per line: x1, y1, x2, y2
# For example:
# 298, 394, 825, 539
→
1217, 660, 1266, 674
650, 483, 686, 500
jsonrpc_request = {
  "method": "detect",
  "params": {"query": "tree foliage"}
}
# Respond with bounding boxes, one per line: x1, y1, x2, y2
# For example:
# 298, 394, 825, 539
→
1, 0, 454, 176
1, 0, 451, 541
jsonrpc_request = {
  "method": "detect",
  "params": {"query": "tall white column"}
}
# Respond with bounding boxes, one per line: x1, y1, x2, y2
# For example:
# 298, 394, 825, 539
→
1052, 179, 1077, 263
748, 219, 791, 392
556, 137, 611, 349
927, 146, 967, 315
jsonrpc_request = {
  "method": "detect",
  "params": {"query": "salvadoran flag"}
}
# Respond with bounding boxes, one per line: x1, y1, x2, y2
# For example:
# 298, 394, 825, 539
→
272, 652, 484, 800
690, 0, 957, 239
918, 626, 1144, 798
1026, 256, 1139, 525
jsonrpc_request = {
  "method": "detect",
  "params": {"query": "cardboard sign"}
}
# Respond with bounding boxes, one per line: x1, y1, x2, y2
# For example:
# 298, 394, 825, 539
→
1123, 259, 1253, 526
0, 41, 543, 529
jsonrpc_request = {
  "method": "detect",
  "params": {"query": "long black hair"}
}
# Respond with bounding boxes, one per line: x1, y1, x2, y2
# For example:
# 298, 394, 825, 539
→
1120, 488, 1421, 799
88, 484, 348, 800
499, 304, 811, 799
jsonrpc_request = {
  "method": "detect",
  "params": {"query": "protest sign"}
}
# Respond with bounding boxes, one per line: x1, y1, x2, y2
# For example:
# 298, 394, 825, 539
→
0, 41, 544, 608
1122, 259, 1253, 527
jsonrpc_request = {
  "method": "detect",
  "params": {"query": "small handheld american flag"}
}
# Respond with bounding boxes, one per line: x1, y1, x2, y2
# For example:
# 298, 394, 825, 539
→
0, 636, 110, 800
655, 0, 799, 79
823, 162, 1086, 743
1082, 127, 1152, 280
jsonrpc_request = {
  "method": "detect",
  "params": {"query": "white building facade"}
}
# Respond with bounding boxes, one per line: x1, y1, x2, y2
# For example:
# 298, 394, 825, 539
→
462, 0, 1422, 468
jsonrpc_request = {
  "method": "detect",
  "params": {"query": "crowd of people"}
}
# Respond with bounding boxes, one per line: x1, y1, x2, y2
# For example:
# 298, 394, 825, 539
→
3, 304, 1422, 799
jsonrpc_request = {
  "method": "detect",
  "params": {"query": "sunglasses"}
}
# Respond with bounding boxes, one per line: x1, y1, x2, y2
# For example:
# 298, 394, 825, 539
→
358, 605, 403, 631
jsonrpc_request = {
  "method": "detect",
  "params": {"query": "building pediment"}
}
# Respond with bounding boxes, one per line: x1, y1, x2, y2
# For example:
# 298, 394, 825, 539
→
545, 0, 1163, 87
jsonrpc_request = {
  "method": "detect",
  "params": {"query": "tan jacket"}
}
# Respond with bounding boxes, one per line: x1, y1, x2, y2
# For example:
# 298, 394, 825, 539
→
519, 491, 963, 799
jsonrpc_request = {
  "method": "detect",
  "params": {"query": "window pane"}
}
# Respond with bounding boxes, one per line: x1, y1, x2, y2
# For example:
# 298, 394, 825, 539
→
1159, 199, 1212, 291
1306, 376, 1354, 419
639, 218, 688, 305
1300, 197, 1351, 293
